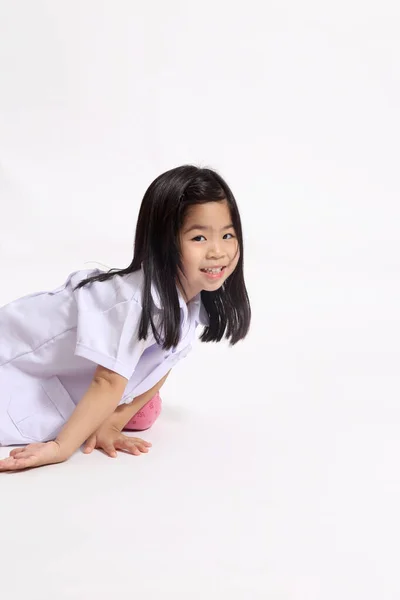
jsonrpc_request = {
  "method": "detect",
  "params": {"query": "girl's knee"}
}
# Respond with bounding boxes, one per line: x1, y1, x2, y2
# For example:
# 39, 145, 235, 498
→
123, 392, 162, 431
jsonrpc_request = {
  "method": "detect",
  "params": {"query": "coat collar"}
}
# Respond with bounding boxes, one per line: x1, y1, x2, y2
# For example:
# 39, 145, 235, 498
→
151, 282, 209, 326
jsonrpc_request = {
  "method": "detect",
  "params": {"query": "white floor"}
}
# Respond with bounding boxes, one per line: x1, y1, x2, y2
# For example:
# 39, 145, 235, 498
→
1, 267, 399, 599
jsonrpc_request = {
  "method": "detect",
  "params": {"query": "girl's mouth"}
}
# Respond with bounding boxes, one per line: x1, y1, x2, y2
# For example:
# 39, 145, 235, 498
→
200, 266, 226, 279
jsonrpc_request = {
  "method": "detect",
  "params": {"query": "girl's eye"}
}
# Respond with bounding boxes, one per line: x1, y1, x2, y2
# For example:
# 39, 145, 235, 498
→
191, 233, 236, 242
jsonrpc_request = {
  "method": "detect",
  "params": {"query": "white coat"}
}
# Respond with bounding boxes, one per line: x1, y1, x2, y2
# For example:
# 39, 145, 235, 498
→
0, 268, 208, 445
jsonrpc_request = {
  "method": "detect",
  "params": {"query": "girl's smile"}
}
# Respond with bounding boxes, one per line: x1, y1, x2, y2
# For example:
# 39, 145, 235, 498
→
200, 265, 227, 279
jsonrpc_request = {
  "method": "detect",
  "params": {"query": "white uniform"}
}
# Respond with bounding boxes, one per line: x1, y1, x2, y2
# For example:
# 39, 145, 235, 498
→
0, 268, 208, 446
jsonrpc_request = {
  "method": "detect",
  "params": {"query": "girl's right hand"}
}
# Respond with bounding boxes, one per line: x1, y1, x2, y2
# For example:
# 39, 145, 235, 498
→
0, 441, 66, 471
83, 424, 152, 458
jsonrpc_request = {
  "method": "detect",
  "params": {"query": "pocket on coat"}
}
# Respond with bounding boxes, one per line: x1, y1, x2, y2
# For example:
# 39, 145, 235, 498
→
7, 376, 76, 443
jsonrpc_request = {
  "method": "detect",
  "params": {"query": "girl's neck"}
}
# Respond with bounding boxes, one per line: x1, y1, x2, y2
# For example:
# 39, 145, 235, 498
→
176, 279, 197, 305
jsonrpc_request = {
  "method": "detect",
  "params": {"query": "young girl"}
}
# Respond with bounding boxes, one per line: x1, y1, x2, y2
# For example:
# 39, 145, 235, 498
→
0, 165, 251, 471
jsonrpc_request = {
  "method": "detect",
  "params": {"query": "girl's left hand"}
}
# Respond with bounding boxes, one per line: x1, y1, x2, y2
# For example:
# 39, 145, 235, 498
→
83, 424, 152, 458
0, 441, 65, 472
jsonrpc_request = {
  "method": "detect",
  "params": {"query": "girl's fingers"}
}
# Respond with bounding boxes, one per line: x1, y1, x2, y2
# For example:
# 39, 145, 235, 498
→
6, 449, 33, 461
135, 443, 150, 453
80, 435, 151, 458
101, 443, 117, 458
11, 455, 38, 470
116, 439, 140, 455
83, 435, 97, 454
116, 438, 150, 455
0, 454, 37, 471
0, 457, 16, 470
9, 447, 26, 457
130, 438, 152, 447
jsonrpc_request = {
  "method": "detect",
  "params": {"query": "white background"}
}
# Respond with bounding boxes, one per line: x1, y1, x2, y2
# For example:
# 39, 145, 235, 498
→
0, 1, 399, 598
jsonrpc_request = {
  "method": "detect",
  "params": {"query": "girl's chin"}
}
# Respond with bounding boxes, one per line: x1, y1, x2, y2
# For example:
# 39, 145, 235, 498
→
201, 279, 225, 291
180, 273, 227, 301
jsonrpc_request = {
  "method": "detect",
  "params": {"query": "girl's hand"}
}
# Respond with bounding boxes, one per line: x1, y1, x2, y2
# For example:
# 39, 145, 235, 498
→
0, 441, 66, 472
83, 424, 152, 458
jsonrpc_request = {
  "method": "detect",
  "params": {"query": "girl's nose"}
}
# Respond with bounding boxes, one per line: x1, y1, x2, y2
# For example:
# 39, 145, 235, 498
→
206, 244, 225, 259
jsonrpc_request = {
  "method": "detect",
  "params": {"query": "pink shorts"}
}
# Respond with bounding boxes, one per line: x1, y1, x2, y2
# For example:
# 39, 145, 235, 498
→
122, 392, 162, 431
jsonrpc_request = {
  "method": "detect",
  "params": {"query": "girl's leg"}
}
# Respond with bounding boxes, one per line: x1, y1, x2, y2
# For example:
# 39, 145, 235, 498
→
123, 392, 162, 431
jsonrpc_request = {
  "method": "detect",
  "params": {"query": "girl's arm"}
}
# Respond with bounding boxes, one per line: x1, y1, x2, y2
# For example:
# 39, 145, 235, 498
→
55, 365, 128, 459
109, 370, 170, 430
0, 365, 129, 471
0, 368, 172, 471
82, 370, 171, 455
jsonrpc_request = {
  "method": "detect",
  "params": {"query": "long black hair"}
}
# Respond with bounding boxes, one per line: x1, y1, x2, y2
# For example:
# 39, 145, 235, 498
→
74, 165, 251, 349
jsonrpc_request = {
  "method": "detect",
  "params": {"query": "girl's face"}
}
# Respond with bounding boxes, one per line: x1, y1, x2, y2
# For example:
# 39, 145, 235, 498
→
178, 200, 240, 302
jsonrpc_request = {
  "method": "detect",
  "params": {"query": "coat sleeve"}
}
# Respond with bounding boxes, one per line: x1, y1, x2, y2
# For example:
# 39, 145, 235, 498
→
73, 280, 148, 380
